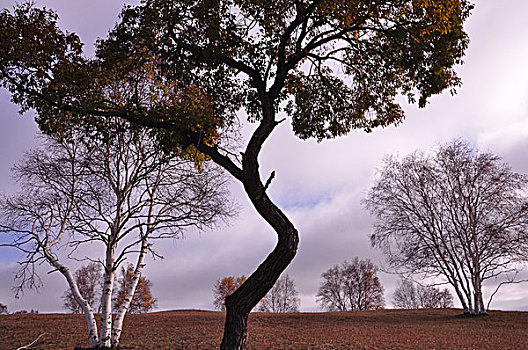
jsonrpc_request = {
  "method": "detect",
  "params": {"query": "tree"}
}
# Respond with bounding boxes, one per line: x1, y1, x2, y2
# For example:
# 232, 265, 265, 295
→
392, 279, 417, 310
213, 276, 247, 312
393, 278, 453, 309
63, 263, 102, 313
258, 274, 300, 313
113, 263, 157, 314
364, 140, 528, 315
0, 128, 232, 348
0, 303, 7, 314
317, 257, 384, 311
417, 285, 454, 309
0, 1, 474, 347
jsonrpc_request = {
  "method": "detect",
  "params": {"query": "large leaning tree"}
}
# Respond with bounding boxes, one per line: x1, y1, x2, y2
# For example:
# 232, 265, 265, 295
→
0, 127, 232, 348
364, 140, 528, 315
0, 1, 473, 348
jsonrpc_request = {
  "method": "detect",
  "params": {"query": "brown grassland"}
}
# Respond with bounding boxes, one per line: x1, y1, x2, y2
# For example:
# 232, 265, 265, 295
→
1, 309, 527, 349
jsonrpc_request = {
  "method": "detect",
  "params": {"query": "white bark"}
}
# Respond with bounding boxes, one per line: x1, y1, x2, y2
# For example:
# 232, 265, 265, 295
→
111, 238, 149, 347
99, 245, 117, 348
2, 128, 232, 349
38, 170, 100, 348
44, 249, 99, 348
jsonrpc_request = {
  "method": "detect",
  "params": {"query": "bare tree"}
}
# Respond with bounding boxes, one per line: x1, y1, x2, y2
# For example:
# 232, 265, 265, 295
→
62, 263, 102, 313
365, 140, 528, 315
392, 279, 418, 309
416, 285, 453, 309
0, 125, 233, 348
393, 278, 453, 309
0, 303, 7, 314
317, 257, 384, 311
259, 274, 300, 313
213, 276, 247, 312
113, 263, 157, 314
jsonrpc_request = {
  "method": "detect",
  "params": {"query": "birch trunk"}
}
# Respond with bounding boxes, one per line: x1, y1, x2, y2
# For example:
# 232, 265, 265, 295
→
99, 245, 117, 348
45, 250, 99, 348
110, 238, 148, 347
466, 291, 474, 314
451, 282, 469, 314
473, 274, 486, 315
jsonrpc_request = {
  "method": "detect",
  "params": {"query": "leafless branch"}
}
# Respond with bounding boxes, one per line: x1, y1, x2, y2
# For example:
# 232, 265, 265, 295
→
16, 332, 48, 350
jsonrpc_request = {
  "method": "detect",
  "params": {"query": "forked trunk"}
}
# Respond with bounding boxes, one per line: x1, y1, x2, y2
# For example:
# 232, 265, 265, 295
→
65, 277, 99, 348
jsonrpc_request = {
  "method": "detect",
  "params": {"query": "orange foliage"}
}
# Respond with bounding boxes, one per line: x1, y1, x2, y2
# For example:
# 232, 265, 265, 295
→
113, 264, 158, 314
213, 275, 247, 311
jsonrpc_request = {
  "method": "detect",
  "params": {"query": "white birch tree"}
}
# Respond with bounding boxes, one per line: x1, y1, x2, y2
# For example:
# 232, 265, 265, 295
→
365, 140, 528, 315
0, 124, 233, 348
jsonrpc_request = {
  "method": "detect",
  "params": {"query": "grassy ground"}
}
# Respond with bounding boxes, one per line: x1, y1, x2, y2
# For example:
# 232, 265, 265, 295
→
1, 308, 527, 349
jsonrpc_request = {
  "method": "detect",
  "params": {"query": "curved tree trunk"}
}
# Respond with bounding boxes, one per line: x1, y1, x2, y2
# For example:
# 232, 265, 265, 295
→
218, 96, 299, 349
44, 250, 99, 348
220, 199, 298, 349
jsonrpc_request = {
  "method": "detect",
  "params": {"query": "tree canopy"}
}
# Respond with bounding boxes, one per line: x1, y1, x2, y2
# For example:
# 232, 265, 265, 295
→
0, 0, 473, 144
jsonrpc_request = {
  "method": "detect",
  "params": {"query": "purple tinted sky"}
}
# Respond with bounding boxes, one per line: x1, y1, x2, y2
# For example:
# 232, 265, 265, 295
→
1, 1, 528, 313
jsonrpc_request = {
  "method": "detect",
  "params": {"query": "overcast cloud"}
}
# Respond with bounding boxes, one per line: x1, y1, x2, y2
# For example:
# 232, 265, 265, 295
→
1, 0, 528, 313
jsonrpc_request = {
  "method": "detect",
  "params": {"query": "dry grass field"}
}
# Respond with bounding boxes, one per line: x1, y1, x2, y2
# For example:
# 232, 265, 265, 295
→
1, 309, 527, 349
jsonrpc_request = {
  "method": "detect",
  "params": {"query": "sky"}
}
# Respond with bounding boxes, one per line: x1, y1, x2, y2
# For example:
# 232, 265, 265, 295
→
1, 0, 528, 313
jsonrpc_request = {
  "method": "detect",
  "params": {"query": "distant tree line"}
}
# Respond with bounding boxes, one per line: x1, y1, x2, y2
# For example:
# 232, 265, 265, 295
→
393, 279, 454, 309
212, 257, 458, 313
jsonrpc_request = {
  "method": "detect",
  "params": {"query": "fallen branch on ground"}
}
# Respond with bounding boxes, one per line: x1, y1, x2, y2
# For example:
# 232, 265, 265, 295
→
16, 332, 47, 350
